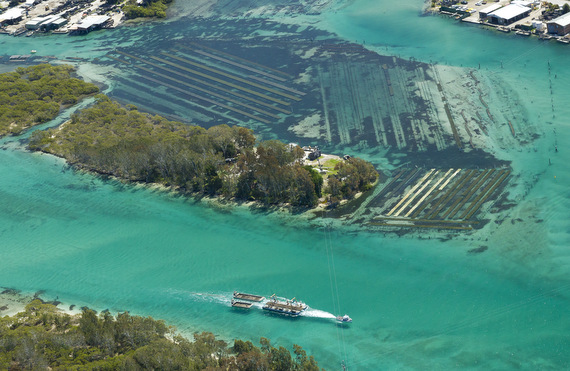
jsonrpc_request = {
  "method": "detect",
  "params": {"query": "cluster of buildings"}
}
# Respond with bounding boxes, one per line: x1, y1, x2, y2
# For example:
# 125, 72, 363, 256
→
0, 0, 119, 35
440, 0, 570, 38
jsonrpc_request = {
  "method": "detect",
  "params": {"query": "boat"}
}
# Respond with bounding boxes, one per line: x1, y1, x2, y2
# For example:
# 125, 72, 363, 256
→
336, 314, 353, 323
262, 294, 307, 316
233, 291, 264, 302
231, 299, 253, 309
515, 30, 531, 36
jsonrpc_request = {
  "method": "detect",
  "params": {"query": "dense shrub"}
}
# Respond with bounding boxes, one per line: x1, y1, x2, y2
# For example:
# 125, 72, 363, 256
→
0, 300, 323, 370
0, 64, 98, 137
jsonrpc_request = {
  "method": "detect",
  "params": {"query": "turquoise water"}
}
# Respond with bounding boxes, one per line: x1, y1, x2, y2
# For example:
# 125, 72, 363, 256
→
2, 0, 570, 369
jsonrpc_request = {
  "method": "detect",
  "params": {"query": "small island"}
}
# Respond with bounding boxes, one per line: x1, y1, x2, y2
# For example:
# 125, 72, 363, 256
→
29, 95, 378, 209
0, 64, 98, 137
0, 299, 322, 370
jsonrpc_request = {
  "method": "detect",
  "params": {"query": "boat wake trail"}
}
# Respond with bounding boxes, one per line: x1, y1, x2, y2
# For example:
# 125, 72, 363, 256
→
301, 308, 336, 319
165, 289, 233, 306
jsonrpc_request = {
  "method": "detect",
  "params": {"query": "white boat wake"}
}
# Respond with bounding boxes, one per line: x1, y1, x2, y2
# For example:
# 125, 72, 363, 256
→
301, 308, 336, 319
165, 289, 233, 306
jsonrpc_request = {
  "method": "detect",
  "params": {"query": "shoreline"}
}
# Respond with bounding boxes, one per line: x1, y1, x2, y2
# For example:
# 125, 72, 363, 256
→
0, 288, 82, 318
427, 1, 570, 45
33, 148, 371, 223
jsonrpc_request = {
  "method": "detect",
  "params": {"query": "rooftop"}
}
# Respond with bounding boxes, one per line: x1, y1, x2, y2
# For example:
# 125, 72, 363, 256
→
75, 15, 109, 30
0, 6, 24, 21
489, 3, 530, 20
480, 3, 503, 14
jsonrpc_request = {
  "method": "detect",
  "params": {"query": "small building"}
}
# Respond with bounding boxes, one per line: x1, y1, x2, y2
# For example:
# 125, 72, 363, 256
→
547, 12, 570, 36
487, 3, 531, 25
25, 17, 47, 30
479, 3, 502, 19
71, 15, 110, 34
307, 147, 321, 161
0, 7, 24, 25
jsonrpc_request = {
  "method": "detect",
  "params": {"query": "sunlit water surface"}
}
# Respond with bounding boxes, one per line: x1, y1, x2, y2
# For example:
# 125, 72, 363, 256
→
1, 0, 570, 369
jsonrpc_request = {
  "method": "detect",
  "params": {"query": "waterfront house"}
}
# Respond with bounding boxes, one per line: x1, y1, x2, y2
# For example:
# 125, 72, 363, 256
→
547, 13, 570, 36
69, 15, 110, 34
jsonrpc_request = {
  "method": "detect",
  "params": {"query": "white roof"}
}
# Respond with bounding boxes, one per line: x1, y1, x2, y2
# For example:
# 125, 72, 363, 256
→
26, 19, 43, 26
42, 14, 60, 24
52, 17, 67, 25
549, 12, 570, 27
0, 6, 24, 21
480, 3, 502, 14
76, 15, 109, 29
489, 3, 530, 20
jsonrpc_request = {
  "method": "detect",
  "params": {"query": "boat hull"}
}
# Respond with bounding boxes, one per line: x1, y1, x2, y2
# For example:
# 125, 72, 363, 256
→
233, 291, 265, 302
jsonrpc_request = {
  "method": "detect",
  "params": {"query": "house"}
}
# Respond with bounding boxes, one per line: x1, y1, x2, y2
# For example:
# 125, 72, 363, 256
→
547, 12, 570, 36
307, 147, 321, 161
70, 15, 109, 34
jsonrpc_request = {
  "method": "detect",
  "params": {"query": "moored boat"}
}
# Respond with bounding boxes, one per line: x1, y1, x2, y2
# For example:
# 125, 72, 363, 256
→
262, 294, 307, 316
336, 314, 352, 323
233, 291, 265, 302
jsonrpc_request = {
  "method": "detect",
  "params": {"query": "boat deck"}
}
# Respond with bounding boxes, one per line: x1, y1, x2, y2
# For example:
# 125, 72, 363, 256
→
263, 301, 306, 312
231, 300, 253, 309
233, 292, 264, 302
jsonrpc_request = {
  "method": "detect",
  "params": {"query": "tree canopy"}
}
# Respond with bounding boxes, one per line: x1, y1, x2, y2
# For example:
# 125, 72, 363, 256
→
29, 96, 378, 208
122, 0, 173, 19
0, 64, 99, 137
0, 300, 324, 370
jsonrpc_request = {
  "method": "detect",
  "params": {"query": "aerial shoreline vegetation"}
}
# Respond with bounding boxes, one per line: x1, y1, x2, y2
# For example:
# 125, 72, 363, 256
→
29, 95, 378, 209
122, 0, 173, 19
0, 64, 99, 138
0, 300, 322, 370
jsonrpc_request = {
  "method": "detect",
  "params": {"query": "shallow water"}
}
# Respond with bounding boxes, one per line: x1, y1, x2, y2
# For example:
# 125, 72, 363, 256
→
1, 0, 570, 369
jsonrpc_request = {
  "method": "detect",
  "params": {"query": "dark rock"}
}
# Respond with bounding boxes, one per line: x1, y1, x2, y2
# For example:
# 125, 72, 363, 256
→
1, 288, 20, 295
468, 245, 488, 254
